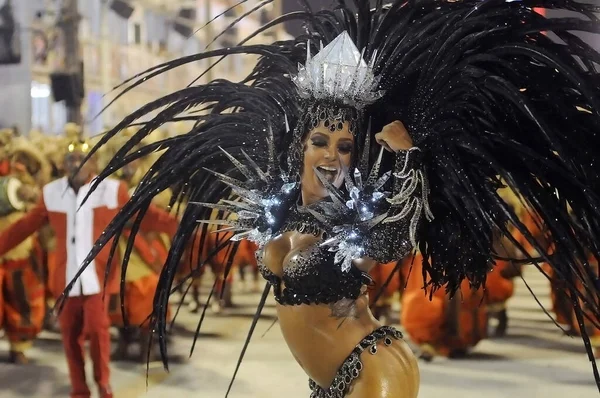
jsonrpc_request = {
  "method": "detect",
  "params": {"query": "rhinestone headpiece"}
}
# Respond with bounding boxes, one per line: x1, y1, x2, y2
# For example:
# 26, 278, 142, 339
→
291, 31, 384, 110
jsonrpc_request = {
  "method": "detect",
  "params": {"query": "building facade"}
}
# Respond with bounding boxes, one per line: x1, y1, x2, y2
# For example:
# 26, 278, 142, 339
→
26, 0, 284, 136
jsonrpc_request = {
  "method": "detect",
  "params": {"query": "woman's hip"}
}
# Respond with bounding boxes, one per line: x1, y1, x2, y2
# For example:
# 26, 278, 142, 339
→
309, 326, 419, 398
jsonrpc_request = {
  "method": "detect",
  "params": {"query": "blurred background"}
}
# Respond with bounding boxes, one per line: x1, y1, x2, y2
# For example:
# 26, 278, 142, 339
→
0, 1, 599, 397
0, 0, 299, 136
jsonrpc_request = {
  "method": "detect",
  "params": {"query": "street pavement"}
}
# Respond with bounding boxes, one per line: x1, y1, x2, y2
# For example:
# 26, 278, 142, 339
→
0, 266, 598, 398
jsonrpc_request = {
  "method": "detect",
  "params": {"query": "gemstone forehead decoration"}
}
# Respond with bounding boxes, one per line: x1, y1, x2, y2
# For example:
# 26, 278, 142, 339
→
292, 31, 384, 109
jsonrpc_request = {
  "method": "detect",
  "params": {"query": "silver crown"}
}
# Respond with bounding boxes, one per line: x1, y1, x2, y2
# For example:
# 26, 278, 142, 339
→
291, 31, 384, 109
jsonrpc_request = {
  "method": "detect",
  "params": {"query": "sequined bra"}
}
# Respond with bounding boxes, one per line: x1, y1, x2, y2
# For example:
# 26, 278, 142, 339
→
258, 244, 372, 305
255, 205, 372, 305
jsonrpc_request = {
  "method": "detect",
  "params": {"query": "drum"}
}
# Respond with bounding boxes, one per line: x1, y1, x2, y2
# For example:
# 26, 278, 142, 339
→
0, 176, 24, 216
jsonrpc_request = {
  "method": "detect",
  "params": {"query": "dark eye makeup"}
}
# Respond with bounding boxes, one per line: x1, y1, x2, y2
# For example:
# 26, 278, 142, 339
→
338, 142, 353, 154
309, 133, 353, 154
311, 137, 328, 147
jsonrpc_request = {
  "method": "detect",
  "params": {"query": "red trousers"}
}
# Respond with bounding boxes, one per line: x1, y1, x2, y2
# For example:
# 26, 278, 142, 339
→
58, 294, 111, 398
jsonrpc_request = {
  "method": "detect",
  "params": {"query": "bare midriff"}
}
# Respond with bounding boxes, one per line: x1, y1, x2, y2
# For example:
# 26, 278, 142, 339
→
276, 294, 379, 388
276, 295, 420, 398
264, 232, 419, 396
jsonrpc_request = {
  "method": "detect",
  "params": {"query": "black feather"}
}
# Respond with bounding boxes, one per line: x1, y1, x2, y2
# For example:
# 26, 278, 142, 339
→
67, 0, 600, 392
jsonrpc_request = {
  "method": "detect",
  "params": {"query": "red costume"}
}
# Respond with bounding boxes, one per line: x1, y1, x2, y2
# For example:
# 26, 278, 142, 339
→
108, 232, 168, 328
0, 176, 177, 398
0, 238, 46, 356
0, 176, 46, 362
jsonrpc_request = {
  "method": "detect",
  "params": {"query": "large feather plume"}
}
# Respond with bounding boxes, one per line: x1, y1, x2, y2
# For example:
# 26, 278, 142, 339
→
63, 0, 600, 392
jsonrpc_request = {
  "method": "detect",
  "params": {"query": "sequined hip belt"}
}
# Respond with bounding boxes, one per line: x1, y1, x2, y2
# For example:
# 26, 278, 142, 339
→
309, 326, 403, 398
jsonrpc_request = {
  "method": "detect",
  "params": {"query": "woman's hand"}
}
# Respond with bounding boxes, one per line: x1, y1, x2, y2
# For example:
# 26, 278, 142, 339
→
375, 121, 413, 152
16, 184, 40, 204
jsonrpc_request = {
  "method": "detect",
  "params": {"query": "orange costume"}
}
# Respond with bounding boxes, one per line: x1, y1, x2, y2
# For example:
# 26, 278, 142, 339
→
0, 211, 46, 360
485, 260, 515, 306
484, 188, 525, 328
400, 253, 487, 358
0, 176, 177, 398
101, 131, 174, 335
108, 230, 170, 363
181, 228, 258, 312
108, 232, 167, 329
484, 258, 517, 337
367, 261, 401, 321
514, 210, 575, 328
0, 137, 50, 363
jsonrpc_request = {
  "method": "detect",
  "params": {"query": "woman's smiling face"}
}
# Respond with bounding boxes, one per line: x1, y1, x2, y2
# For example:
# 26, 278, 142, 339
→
301, 120, 354, 205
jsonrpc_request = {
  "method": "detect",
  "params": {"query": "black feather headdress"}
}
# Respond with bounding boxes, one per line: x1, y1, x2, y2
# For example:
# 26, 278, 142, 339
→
63, 0, 600, 392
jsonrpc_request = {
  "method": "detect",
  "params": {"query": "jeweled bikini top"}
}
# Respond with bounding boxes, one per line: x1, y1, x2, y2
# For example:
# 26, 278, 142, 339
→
257, 207, 372, 305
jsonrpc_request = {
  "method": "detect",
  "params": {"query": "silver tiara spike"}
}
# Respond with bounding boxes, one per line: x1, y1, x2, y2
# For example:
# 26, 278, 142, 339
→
291, 31, 384, 109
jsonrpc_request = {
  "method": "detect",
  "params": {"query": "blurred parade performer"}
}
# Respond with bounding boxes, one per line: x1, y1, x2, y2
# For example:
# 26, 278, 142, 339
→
181, 211, 259, 314
400, 252, 487, 360
586, 253, 600, 356
0, 133, 177, 398
0, 128, 12, 345
485, 252, 518, 337
27, 128, 67, 332
100, 129, 174, 362
237, 255, 261, 293
484, 188, 525, 337
367, 261, 401, 324
0, 136, 50, 363
0, 129, 13, 360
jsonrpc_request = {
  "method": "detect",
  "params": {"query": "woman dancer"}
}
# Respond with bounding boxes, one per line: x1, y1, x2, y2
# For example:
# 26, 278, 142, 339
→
67, 1, 600, 396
